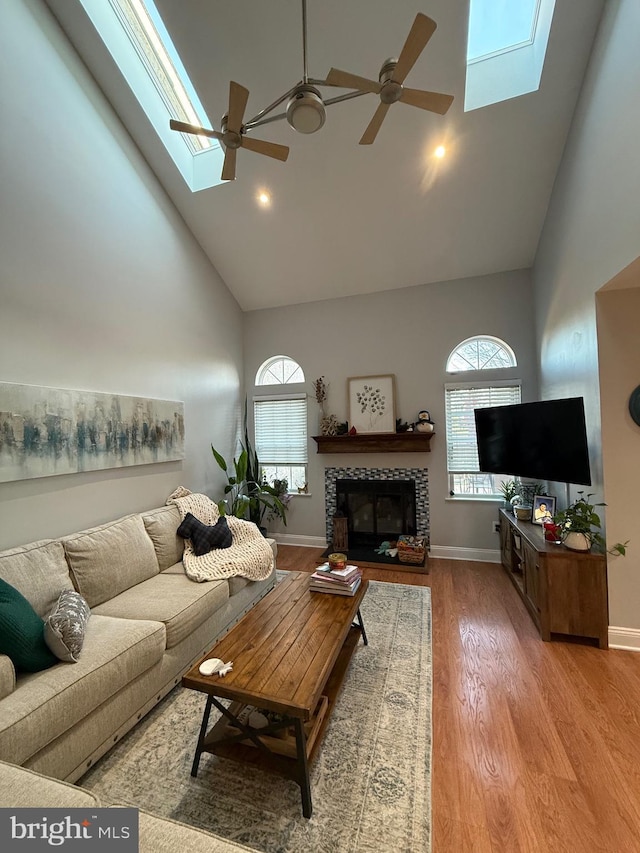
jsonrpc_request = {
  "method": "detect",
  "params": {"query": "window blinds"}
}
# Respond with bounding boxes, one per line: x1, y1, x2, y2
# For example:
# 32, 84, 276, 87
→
254, 396, 308, 464
445, 383, 521, 473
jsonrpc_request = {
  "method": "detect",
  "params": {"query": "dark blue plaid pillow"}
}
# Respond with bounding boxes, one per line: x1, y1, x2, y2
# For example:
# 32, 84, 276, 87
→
176, 513, 232, 556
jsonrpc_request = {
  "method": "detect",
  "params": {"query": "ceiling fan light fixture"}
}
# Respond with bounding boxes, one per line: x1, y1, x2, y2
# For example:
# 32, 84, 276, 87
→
286, 86, 326, 134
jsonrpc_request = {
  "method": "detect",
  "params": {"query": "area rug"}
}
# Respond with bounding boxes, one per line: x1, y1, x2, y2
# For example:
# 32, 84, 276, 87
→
80, 579, 432, 853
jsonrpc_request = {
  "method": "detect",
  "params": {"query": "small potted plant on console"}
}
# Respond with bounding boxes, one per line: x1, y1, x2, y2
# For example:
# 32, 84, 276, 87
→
553, 492, 628, 555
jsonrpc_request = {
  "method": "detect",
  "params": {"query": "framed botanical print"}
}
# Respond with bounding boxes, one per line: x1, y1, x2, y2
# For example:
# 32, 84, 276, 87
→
347, 374, 396, 434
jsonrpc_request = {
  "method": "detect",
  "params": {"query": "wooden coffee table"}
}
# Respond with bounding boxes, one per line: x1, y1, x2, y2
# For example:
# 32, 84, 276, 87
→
182, 571, 369, 818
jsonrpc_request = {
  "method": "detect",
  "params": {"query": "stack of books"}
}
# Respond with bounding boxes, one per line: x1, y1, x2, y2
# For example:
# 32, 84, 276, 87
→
310, 562, 362, 596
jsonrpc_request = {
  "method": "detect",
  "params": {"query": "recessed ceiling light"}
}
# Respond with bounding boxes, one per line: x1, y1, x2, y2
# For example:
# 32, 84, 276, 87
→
434, 145, 446, 159
257, 191, 271, 207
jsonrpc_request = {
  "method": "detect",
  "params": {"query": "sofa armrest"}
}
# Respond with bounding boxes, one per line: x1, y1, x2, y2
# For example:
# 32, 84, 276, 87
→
0, 655, 16, 700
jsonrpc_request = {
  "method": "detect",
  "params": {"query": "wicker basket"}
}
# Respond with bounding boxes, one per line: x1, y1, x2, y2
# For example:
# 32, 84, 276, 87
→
397, 535, 426, 564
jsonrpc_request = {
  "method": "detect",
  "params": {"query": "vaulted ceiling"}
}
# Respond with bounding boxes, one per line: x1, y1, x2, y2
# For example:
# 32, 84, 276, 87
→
49, 0, 605, 310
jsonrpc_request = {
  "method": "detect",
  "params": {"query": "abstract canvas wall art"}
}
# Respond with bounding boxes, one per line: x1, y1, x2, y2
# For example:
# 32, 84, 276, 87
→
0, 382, 185, 483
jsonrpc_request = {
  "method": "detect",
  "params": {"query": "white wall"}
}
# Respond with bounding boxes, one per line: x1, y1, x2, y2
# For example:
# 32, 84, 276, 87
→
532, 0, 640, 628
244, 269, 537, 555
0, 0, 243, 548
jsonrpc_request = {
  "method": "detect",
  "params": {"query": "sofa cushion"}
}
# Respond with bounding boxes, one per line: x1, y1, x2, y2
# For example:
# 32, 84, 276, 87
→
44, 590, 91, 663
0, 656, 15, 700
160, 562, 186, 575
142, 505, 184, 571
0, 578, 57, 673
0, 539, 73, 618
0, 614, 165, 767
92, 574, 229, 649
63, 515, 159, 607
177, 513, 232, 556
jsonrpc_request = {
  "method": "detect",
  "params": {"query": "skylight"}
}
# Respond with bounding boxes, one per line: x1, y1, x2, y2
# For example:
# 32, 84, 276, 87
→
78, 0, 224, 191
464, 0, 556, 112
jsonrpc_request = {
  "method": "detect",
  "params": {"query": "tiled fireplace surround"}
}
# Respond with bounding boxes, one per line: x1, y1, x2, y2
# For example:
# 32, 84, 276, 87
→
324, 466, 430, 547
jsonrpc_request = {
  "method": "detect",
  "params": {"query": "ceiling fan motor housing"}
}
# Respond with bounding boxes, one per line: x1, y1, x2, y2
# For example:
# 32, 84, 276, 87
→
286, 85, 326, 134
379, 58, 403, 104
220, 114, 242, 149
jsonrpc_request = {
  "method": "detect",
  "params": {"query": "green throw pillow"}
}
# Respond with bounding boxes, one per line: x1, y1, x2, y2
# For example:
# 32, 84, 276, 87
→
0, 578, 58, 672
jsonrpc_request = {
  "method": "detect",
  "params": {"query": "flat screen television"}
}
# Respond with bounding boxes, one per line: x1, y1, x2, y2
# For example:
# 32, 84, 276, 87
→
474, 397, 592, 486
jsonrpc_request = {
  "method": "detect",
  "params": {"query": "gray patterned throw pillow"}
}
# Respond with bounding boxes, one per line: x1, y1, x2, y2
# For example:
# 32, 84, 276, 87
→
44, 589, 91, 663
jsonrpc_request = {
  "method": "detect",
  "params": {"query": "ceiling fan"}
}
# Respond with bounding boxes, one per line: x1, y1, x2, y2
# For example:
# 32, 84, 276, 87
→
169, 82, 290, 182
325, 13, 454, 145
169, 3, 453, 180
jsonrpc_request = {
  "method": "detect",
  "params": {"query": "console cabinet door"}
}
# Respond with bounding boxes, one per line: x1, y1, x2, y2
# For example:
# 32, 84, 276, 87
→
499, 517, 512, 571
523, 540, 540, 613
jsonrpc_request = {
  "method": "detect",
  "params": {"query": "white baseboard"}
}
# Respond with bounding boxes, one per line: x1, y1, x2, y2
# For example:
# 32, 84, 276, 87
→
271, 533, 327, 549
608, 626, 640, 651
429, 545, 501, 563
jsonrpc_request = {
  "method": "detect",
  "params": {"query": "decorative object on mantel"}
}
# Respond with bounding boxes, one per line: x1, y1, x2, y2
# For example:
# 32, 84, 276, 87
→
347, 374, 396, 434
414, 410, 435, 433
0, 381, 184, 483
313, 431, 433, 453
313, 375, 339, 436
552, 491, 628, 556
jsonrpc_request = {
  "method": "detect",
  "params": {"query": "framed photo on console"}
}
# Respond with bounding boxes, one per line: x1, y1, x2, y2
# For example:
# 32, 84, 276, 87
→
532, 495, 556, 525
347, 374, 396, 434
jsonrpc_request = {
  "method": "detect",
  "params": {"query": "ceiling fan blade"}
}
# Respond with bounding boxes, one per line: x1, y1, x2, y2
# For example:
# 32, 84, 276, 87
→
393, 13, 437, 84
400, 87, 454, 115
241, 136, 290, 162
227, 81, 249, 133
325, 67, 381, 95
359, 102, 390, 145
169, 119, 223, 141
221, 147, 237, 181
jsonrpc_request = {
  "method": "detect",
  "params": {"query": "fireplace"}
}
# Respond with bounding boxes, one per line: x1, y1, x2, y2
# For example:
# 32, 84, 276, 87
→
335, 479, 416, 548
324, 466, 429, 548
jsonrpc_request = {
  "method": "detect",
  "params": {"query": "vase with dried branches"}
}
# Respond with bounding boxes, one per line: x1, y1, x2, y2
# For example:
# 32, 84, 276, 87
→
313, 376, 338, 436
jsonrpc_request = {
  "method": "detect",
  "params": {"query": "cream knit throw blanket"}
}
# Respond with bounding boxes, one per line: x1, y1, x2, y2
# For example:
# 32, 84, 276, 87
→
166, 487, 274, 583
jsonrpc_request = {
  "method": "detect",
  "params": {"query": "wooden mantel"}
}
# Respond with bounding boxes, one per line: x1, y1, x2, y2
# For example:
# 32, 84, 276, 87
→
312, 432, 434, 453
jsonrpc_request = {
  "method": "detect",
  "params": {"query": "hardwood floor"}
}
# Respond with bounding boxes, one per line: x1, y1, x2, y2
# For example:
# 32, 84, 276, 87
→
276, 545, 640, 852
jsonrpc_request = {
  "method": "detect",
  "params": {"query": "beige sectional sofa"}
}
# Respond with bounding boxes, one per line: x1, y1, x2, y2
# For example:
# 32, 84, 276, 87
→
0, 759, 257, 852
0, 503, 276, 783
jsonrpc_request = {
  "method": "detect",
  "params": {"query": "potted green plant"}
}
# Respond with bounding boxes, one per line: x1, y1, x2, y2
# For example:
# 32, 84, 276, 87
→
508, 481, 545, 520
553, 492, 628, 555
211, 445, 289, 529
211, 402, 289, 530
498, 480, 519, 507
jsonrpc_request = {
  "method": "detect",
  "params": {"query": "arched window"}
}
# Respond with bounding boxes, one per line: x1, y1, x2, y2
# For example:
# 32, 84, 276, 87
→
446, 335, 517, 372
256, 355, 305, 386
253, 356, 308, 500
445, 336, 520, 498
